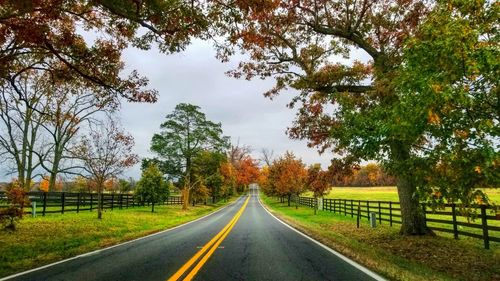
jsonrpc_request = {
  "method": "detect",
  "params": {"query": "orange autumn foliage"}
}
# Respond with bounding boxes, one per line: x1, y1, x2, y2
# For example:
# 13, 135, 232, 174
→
235, 156, 259, 189
268, 152, 308, 199
39, 177, 49, 192
220, 162, 237, 185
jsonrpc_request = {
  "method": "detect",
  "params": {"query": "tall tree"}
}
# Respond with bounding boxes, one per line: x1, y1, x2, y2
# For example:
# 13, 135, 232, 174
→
219, 0, 433, 234
260, 148, 275, 166
220, 161, 237, 198
72, 118, 138, 219
192, 150, 227, 203
228, 139, 252, 168
396, 0, 499, 206
37, 80, 110, 191
149, 103, 229, 209
0, 71, 47, 189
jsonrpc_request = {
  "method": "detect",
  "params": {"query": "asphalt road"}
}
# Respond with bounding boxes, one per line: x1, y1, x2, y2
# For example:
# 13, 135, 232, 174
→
4, 188, 384, 281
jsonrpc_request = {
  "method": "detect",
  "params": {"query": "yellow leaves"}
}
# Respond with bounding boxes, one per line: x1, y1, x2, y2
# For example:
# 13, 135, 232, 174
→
454, 129, 469, 139
474, 166, 481, 174
427, 109, 441, 125
431, 84, 442, 93
10, 178, 21, 189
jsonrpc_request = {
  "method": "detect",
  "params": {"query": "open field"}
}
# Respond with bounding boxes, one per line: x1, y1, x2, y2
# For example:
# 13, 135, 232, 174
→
0, 198, 236, 278
260, 194, 500, 281
304, 186, 500, 203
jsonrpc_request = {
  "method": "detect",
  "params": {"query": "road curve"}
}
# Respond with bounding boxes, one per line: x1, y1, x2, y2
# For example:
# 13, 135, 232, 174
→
4, 188, 384, 281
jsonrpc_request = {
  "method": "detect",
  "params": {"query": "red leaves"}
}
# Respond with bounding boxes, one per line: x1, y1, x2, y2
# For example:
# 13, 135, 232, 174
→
307, 164, 331, 197
0, 180, 30, 230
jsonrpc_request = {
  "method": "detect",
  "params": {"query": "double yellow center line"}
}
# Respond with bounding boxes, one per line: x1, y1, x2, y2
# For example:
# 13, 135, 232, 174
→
167, 196, 251, 281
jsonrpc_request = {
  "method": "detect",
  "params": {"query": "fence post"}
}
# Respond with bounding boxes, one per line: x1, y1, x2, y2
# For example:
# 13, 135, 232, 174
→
77, 193, 81, 213
126, 194, 129, 208
451, 203, 458, 239
31, 201, 36, 217
357, 205, 361, 228
351, 200, 354, 218
333, 199, 336, 214
389, 202, 393, 227
90, 193, 93, 211
344, 199, 347, 216
119, 194, 123, 209
61, 192, 65, 214
366, 201, 370, 221
42, 192, 47, 216
378, 202, 382, 225
422, 203, 427, 224
111, 194, 114, 210
481, 205, 489, 250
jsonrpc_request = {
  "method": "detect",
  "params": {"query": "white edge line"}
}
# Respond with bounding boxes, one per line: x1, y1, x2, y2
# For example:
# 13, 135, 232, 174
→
0, 197, 243, 281
257, 197, 387, 281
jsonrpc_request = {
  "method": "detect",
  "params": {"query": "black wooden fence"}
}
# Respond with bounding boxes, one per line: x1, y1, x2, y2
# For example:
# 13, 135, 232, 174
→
286, 196, 500, 249
0, 191, 183, 216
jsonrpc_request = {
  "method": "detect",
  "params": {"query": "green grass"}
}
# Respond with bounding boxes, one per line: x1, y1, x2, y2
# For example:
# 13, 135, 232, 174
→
0, 198, 236, 278
261, 194, 500, 281
304, 186, 500, 203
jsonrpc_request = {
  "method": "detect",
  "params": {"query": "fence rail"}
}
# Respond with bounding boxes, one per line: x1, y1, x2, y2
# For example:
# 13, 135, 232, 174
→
0, 191, 183, 216
286, 195, 499, 249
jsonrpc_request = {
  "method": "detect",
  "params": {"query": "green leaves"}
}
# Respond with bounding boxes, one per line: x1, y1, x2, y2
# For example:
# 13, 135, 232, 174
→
397, 0, 499, 205
148, 103, 230, 183
136, 163, 169, 209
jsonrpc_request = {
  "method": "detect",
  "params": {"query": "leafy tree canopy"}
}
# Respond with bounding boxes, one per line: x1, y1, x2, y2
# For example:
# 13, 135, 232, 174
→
396, 0, 499, 206
1, 0, 221, 102
149, 103, 230, 184
136, 163, 169, 212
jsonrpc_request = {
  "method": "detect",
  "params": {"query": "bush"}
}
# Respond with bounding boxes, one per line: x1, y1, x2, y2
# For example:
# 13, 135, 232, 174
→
0, 183, 30, 231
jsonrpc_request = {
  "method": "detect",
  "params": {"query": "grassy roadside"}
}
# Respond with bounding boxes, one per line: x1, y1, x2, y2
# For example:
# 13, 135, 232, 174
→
0, 198, 236, 278
260, 194, 500, 281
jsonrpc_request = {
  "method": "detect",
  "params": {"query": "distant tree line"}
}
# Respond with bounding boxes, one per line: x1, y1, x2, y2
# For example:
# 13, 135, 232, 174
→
331, 163, 397, 187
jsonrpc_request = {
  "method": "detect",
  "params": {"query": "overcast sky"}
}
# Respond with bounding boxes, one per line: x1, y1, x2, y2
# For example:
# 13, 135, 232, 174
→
118, 39, 335, 179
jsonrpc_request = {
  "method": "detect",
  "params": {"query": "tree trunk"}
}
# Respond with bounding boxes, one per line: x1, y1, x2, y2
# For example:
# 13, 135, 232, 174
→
182, 188, 189, 210
287, 194, 291, 206
49, 172, 57, 192
151, 201, 155, 212
97, 184, 103, 219
392, 142, 431, 235
396, 176, 430, 235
